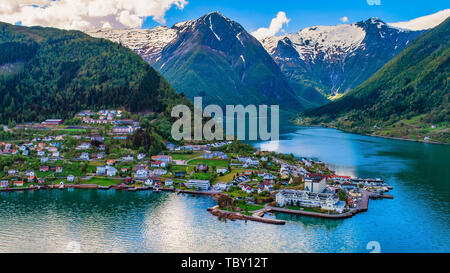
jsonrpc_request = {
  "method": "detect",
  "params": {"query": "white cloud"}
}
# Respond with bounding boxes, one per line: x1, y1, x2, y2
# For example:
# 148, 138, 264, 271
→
251, 11, 290, 40
367, 0, 381, 6
340, 16, 349, 23
0, 0, 189, 30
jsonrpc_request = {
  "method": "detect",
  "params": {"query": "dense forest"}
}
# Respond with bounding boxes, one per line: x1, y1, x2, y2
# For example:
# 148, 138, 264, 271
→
302, 18, 449, 143
0, 22, 190, 126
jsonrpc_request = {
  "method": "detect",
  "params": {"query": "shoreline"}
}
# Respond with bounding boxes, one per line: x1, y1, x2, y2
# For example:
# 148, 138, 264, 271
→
207, 189, 394, 224
0, 184, 220, 196
1, 184, 393, 224
294, 124, 449, 145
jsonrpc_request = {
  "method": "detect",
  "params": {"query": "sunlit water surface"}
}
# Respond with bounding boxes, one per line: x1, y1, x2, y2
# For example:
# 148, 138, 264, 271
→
0, 127, 449, 253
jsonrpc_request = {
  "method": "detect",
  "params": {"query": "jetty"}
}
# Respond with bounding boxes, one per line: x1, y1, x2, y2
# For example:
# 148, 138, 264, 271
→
207, 206, 286, 225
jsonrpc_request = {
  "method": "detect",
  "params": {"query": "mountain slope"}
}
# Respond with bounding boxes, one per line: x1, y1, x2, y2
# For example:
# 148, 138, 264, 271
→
0, 22, 189, 124
260, 18, 424, 96
88, 12, 307, 114
302, 18, 450, 143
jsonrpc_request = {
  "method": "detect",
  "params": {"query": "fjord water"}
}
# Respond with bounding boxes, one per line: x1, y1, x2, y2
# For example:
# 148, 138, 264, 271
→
0, 127, 449, 253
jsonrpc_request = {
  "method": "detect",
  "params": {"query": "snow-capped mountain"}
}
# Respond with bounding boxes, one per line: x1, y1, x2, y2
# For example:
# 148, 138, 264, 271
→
88, 12, 308, 112
388, 9, 450, 31
259, 18, 424, 95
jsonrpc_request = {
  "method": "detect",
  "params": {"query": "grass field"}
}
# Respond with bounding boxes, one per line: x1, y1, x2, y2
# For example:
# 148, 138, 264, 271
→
84, 177, 120, 186
169, 152, 202, 160
189, 159, 230, 168
216, 169, 243, 182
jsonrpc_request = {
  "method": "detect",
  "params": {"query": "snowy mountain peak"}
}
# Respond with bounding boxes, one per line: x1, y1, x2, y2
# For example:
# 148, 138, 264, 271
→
260, 23, 366, 62
388, 9, 450, 31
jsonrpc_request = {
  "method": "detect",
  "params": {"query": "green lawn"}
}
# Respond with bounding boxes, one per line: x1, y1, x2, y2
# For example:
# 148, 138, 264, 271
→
191, 172, 213, 180
169, 152, 201, 160
237, 203, 263, 212
84, 177, 120, 187
189, 159, 230, 168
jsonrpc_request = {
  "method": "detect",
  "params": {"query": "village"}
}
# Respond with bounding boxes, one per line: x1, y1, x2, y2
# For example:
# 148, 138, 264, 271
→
0, 109, 393, 223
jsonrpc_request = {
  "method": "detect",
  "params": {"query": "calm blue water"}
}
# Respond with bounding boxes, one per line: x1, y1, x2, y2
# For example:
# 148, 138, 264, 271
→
0, 127, 449, 253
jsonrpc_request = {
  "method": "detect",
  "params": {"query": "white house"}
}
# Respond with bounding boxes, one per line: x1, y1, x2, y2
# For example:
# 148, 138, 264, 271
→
153, 169, 167, 176
217, 168, 228, 174
96, 166, 106, 176
165, 179, 173, 187
137, 153, 146, 160
80, 152, 90, 160
241, 184, 254, 194
1, 180, 9, 188
67, 175, 75, 182
145, 179, 154, 186
123, 155, 134, 161
135, 169, 150, 179
214, 183, 229, 191
106, 166, 118, 177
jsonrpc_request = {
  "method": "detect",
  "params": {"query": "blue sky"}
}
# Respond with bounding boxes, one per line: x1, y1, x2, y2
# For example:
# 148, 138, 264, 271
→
142, 0, 450, 33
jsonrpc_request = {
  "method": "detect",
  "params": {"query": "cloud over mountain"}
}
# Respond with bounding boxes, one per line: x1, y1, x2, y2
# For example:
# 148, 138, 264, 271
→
0, 0, 188, 30
251, 11, 290, 40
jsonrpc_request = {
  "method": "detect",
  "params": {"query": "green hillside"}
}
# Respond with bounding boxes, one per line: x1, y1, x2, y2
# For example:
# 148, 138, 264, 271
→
0, 22, 189, 125
301, 18, 450, 143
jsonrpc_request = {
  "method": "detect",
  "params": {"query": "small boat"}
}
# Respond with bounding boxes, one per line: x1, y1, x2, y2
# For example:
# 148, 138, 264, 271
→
153, 187, 160, 193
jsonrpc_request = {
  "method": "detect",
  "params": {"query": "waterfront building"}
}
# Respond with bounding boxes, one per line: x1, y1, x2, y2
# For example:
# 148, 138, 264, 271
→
186, 179, 210, 191
276, 189, 345, 213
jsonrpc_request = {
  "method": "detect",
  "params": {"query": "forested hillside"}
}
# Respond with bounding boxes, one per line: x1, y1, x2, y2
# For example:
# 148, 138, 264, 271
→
0, 22, 189, 125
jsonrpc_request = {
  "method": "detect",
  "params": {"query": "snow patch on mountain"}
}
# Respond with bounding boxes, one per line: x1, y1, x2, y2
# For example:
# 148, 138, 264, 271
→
86, 26, 178, 64
388, 9, 450, 31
